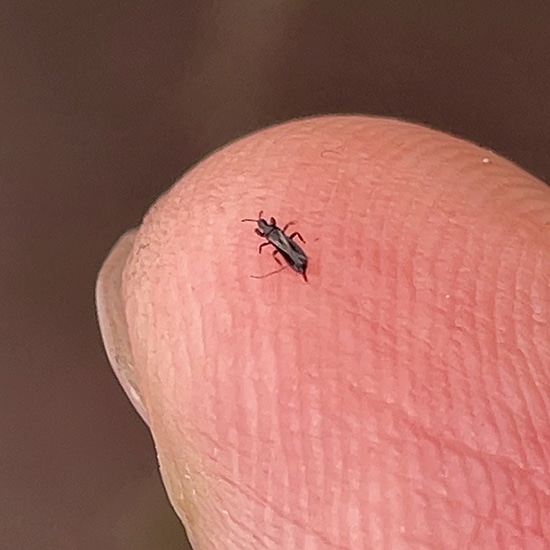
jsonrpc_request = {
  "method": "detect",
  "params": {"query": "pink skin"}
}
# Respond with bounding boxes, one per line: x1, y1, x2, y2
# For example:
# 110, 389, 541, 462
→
96, 116, 550, 549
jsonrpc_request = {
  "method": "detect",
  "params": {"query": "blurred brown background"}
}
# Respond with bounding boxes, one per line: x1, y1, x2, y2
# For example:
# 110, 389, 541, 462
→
1, 2, 549, 549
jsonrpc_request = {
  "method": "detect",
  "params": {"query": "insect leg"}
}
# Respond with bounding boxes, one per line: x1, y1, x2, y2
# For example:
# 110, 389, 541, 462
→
258, 242, 271, 254
282, 221, 296, 232
255, 228, 266, 237
288, 231, 306, 243
271, 249, 283, 266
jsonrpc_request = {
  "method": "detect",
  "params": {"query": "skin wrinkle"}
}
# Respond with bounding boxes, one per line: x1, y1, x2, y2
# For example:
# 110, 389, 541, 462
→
217, 471, 344, 550
110, 116, 550, 548
500, 250, 550, 468
395, 427, 539, 537
232, 316, 366, 544
332, 203, 544, 544
508, 258, 548, 470
212, 310, 338, 548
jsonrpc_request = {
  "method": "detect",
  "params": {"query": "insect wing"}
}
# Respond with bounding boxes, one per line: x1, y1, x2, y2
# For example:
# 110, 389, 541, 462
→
271, 232, 307, 272
286, 237, 307, 263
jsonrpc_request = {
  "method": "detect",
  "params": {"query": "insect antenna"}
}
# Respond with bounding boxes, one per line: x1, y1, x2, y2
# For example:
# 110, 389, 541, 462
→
249, 265, 288, 279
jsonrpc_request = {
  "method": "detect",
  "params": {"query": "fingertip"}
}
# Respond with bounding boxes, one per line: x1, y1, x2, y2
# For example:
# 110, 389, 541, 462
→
107, 116, 550, 547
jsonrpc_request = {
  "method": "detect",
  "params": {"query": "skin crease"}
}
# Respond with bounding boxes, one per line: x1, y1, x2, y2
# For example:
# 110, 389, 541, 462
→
96, 116, 550, 549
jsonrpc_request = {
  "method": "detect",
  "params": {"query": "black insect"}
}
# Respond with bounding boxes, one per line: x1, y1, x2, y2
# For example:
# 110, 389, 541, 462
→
241, 211, 309, 281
